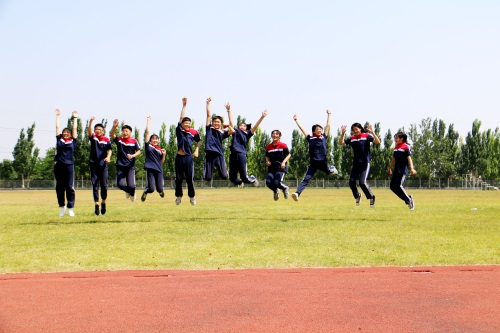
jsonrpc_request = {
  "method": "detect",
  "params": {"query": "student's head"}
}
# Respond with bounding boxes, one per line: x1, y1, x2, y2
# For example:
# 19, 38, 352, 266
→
121, 125, 132, 138
351, 123, 365, 136
238, 122, 251, 131
212, 115, 223, 129
181, 117, 191, 131
312, 124, 323, 136
271, 130, 282, 142
394, 132, 407, 143
62, 128, 71, 138
93, 123, 104, 136
149, 134, 159, 145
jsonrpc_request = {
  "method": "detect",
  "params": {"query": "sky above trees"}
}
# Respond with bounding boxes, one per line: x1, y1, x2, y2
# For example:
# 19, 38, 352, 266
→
0, 1, 499, 160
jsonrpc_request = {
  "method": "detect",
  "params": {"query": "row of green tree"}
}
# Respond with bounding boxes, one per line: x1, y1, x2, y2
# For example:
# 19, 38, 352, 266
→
1, 117, 499, 185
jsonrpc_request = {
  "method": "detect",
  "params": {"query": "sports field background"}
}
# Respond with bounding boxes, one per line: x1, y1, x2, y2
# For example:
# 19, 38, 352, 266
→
0, 189, 498, 273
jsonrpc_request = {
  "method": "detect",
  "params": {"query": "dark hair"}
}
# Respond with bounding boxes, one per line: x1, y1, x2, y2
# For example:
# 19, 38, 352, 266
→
149, 134, 159, 141
181, 117, 191, 123
394, 132, 407, 143
94, 123, 104, 130
62, 127, 71, 134
121, 125, 132, 132
312, 124, 323, 133
239, 122, 252, 130
351, 123, 365, 133
212, 115, 223, 124
271, 129, 282, 137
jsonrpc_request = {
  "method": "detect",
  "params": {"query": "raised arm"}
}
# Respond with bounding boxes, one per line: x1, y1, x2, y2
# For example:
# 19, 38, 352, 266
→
55, 109, 61, 135
179, 97, 187, 123
339, 125, 347, 145
71, 111, 78, 138
293, 115, 308, 136
145, 116, 151, 143
323, 110, 331, 136
225, 102, 235, 128
88, 116, 95, 137
365, 123, 381, 145
250, 109, 268, 134
206, 97, 212, 126
110, 119, 119, 139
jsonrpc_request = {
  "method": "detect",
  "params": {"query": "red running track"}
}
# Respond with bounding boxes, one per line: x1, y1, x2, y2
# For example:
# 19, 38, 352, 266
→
0, 266, 498, 333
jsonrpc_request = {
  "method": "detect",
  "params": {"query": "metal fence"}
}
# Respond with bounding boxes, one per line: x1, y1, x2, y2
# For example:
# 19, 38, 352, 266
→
1, 178, 499, 190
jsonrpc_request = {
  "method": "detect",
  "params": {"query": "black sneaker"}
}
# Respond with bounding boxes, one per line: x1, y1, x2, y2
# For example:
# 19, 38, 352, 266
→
370, 196, 375, 208
141, 192, 147, 202
356, 193, 361, 206
100, 203, 106, 215
159, 191, 165, 198
94, 204, 100, 216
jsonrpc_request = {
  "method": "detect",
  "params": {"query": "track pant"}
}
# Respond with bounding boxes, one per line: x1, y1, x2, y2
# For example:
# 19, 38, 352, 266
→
175, 154, 195, 198
144, 169, 164, 194
54, 162, 75, 208
204, 151, 228, 181
266, 170, 287, 193
116, 166, 136, 197
296, 160, 335, 195
229, 152, 257, 185
349, 162, 374, 199
390, 170, 411, 204
90, 163, 108, 203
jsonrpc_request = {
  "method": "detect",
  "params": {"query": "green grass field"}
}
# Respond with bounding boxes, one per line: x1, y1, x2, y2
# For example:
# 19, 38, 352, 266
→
0, 188, 498, 273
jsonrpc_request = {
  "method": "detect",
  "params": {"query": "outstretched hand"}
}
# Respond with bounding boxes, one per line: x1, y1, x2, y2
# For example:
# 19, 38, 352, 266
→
182, 97, 187, 106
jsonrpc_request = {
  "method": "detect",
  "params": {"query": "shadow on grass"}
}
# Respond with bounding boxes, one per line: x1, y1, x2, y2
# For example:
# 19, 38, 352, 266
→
19, 216, 391, 226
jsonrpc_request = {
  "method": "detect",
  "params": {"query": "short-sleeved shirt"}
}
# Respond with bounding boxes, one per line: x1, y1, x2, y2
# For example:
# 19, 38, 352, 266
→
393, 143, 412, 174
89, 134, 112, 166
230, 128, 253, 154
176, 123, 201, 156
307, 134, 328, 161
266, 141, 290, 173
113, 136, 140, 168
144, 142, 164, 173
344, 133, 374, 163
54, 134, 77, 164
205, 125, 230, 155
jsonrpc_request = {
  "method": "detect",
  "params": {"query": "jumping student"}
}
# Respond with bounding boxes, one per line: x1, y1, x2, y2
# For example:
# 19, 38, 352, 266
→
226, 102, 268, 187
339, 122, 380, 207
175, 97, 201, 205
203, 97, 235, 182
291, 110, 338, 201
141, 116, 166, 202
88, 116, 112, 215
265, 129, 291, 200
54, 109, 78, 217
110, 119, 141, 202
388, 132, 417, 210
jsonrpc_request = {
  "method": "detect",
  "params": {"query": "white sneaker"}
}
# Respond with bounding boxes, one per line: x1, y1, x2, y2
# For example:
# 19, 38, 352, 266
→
329, 166, 339, 175
68, 208, 75, 217
125, 192, 130, 199
59, 206, 66, 217
190, 197, 196, 205
274, 189, 280, 201
291, 193, 299, 201
283, 186, 290, 199
130, 194, 136, 202
175, 197, 182, 205
252, 177, 259, 187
